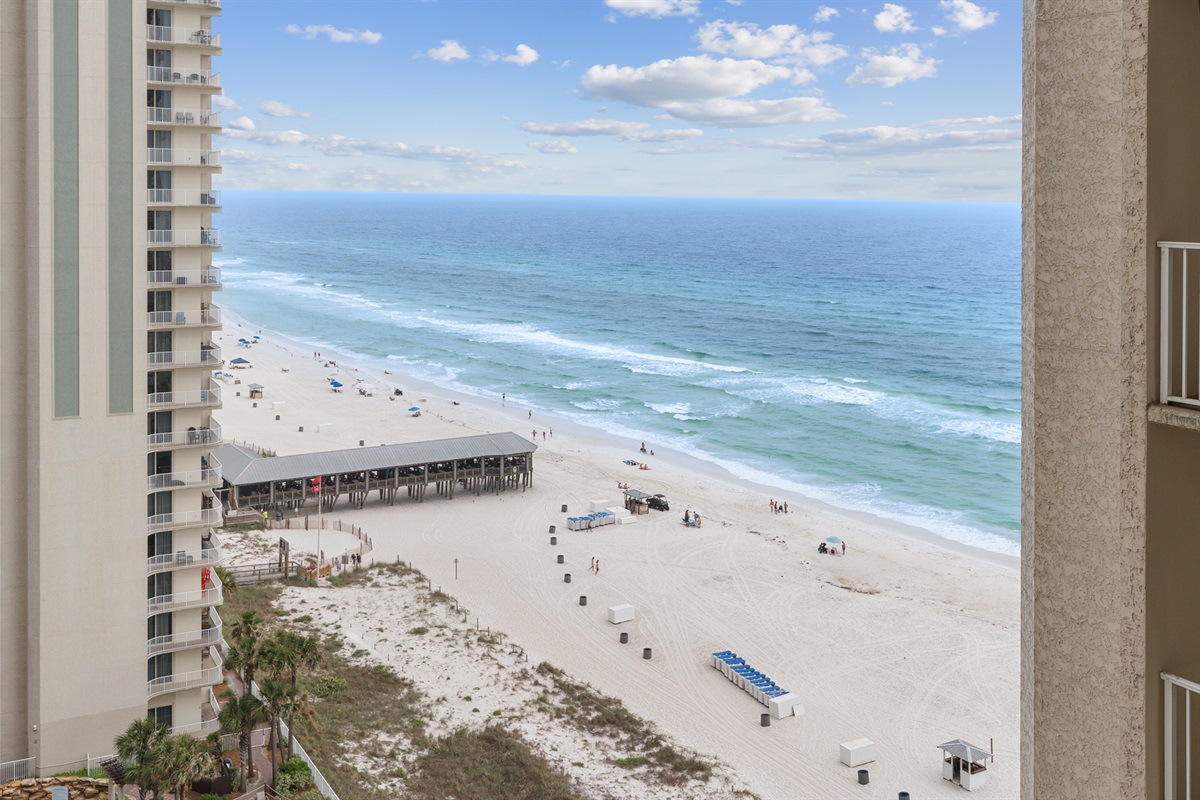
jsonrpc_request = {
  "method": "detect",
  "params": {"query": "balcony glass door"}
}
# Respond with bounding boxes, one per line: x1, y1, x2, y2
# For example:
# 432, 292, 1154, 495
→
147, 571, 172, 601
147, 653, 172, 682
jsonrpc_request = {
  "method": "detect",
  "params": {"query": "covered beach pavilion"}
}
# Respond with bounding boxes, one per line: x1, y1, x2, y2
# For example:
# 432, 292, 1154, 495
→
215, 431, 537, 512
938, 738, 992, 791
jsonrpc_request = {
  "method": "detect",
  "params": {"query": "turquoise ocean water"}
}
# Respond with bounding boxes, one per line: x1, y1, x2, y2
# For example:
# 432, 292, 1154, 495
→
216, 192, 1021, 555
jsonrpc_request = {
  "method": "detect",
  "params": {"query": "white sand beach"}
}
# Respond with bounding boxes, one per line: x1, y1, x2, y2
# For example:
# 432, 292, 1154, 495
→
214, 315, 1019, 800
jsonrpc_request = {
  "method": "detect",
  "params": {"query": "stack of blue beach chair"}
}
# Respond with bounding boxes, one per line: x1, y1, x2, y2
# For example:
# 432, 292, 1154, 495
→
711, 650, 792, 705
566, 511, 614, 531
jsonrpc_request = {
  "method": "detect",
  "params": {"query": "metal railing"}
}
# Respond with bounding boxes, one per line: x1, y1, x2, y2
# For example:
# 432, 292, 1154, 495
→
1164, 671, 1200, 800
146, 26, 221, 47
147, 107, 222, 128
147, 189, 222, 206
1160, 242, 1200, 408
147, 346, 223, 369
0, 758, 36, 783
146, 496, 223, 534
146, 569, 223, 615
148, 423, 222, 452
147, 381, 222, 411
247, 679, 341, 800
147, 534, 223, 575
147, 267, 223, 287
146, 462, 223, 493
147, 645, 224, 698
147, 308, 222, 329
150, 0, 222, 8
148, 607, 223, 654
147, 148, 221, 167
146, 65, 221, 87
147, 229, 221, 247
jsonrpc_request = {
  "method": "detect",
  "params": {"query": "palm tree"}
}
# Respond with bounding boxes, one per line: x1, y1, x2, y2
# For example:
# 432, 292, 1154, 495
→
155, 733, 217, 800
114, 717, 168, 800
258, 677, 297, 787
219, 692, 268, 791
228, 610, 265, 696
262, 629, 321, 757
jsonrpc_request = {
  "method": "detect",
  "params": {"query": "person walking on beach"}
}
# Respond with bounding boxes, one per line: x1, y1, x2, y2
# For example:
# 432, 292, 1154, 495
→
528, 409, 532, 419
842, 541, 846, 555
549, 427, 553, 438
532, 429, 537, 441
595, 559, 600, 575
502, 392, 506, 405
542, 431, 546, 441
770, 499, 775, 513
784, 501, 788, 514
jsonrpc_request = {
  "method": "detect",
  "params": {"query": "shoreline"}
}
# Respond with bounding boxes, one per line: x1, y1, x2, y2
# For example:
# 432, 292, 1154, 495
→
220, 305, 1019, 572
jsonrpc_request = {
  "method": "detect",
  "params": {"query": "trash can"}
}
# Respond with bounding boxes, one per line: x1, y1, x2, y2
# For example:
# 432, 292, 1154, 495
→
561, 504, 568, 513
557, 554, 564, 564
579, 596, 587, 606
549, 525, 556, 533
898, 793, 910, 799
857, 770, 869, 786
620, 632, 629, 644
760, 713, 770, 727
643, 647, 652, 659
564, 573, 571, 583
550, 536, 557, 545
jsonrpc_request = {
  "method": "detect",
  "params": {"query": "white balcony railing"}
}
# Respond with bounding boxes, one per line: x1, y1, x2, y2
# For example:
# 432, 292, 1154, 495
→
150, 0, 222, 10
147, 188, 222, 206
147, 268, 223, 288
147, 347, 222, 369
148, 609, 223, 656
147, 148, 220, 167
1160, 242, 1200, 408
147, 535, 223, 576
146, 461, 222, 493
146, 26, 221, 48
147, 644, 224, 698
147, 107, 222, 128
146, 65, 221, 87
148, 423, 221, 452
1163, 671, 1199, 800
171, 687, 223, 735
146, 501, 223, 535
147, 308, 222, 329
146, 570, 223, 616
147, 381, 222, 412
146, 229, 221, 248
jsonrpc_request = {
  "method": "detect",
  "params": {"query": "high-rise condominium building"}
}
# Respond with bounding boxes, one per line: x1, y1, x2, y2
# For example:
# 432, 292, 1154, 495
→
1024, 1, 1199, 798
0, 0, 225, 768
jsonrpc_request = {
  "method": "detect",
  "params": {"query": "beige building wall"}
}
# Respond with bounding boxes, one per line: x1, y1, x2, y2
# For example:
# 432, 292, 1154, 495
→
1024, 0, 1200, 797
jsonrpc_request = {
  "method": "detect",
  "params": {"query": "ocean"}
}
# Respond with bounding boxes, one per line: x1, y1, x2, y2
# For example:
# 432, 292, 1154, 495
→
215, 192, 1021, 556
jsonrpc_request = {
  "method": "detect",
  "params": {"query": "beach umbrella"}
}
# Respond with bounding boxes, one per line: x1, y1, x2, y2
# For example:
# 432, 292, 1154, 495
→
252, 335, 260, 339
330, 381, 343, 388
825, 536, 842, 544
408, 406, 420, 412
230, 357, 250, 365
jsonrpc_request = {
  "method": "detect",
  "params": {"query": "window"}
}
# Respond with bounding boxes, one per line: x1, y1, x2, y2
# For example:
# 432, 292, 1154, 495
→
147, 249, 173, 273
148, 531, 173, 559
149, 705, 173, 730
148, 490, 172, 518
147, 371, 173, 396
147, 612, 173, 641
147, 571, 172, 600
148, 411, 172, 436
147, 654, 172, 682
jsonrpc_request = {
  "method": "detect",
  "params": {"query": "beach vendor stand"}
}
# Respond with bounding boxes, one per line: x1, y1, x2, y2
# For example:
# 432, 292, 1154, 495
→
623, 488, 650, 515
248, 383, 264, 399
938, 739, 991, 791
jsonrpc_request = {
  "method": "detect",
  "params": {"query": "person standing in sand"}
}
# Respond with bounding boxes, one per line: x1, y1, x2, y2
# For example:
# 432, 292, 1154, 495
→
842, 541, 846, 555
595, 559, 600, 575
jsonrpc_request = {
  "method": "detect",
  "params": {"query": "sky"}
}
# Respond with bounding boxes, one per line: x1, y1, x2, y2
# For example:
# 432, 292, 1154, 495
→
213, 0, 1021, 201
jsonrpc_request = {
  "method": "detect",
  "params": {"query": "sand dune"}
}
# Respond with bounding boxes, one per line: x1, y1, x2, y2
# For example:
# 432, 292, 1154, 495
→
215, 316, 1019, 799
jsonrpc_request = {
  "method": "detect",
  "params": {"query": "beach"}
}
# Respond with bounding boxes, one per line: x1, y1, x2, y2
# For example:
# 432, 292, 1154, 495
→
214, 314, 1020, 799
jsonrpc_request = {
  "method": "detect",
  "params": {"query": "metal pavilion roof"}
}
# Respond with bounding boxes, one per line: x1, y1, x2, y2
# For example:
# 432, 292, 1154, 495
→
216, 432, 538, 486
937, 739, 993, 763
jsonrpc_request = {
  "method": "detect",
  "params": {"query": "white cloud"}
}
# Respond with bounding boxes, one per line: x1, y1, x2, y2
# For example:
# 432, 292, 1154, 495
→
285, 24, 382, 44
259, 100, 309, 118
527, 140, 578, 154
582, 55, 841, 126
940, 0, 998, 31
726, 0, 744, 5
746, 124, 1021, 157
695, 20, 847, 67
932, 25, 948, 36
604, 0, 701, 18
221, 149, 315, 172
211, 95, 239, 110
874, 4, 917, 33
425, 39, 469, 62
928, 114, 1021, 126
521, 119, 704, 142
502, 44, 540, 66
813, 6, 839, 22
845, 44, 938, 88
226, 116, 256, 131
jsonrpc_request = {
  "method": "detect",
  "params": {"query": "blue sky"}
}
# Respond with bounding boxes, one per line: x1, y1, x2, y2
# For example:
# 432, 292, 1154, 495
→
214, 0, 1020, 200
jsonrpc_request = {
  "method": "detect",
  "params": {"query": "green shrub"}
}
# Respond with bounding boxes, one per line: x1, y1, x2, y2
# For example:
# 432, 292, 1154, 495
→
299, 790, 324, 800
297, 614, 313, 623
199, 794, 225, 800
276, 756, 314, 794
614, 756, 647, 769
312, 675, 348, 699
409, 626, 429, 635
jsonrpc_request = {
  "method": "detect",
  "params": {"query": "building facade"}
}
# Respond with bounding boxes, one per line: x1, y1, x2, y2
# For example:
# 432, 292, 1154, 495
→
0, 0, 224, 767
1023, 1, 1200, 797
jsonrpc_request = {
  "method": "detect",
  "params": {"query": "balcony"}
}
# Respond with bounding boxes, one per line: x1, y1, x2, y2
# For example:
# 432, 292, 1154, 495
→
147, 346, 222, 369
147, 381, 222, 412
146, 66, 221, 88
171, 688, 223, 736
147, 423, 222, 452
147, 307, 222, 329
147, 189, 222, 207
149, 0, 222, 12
147, 534, 223, 576
147, 644, 224, 699
147, 459, 223, 493
147, 229, 221, 248
147, 148, 220, 168
147, 569, 223, 616
148, 608, 223, 655
147, 108, 221, 129
1162, 671, 1199, 800
147, 268, 223, 289
147, 500, 223, 535
146, 26, 221, 49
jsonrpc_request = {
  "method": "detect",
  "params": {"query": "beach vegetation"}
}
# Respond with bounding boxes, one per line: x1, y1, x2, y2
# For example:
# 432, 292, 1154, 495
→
405, 726, 584, 800
409, 626, 429, 635
614, 756, 647, 769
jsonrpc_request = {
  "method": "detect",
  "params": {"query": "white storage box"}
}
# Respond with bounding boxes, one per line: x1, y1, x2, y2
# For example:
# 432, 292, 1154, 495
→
607, 604, 635, 624
840, 738, 875, 768
769, 693, 804, 719
317, 422, 334, 433
590, 499, 612, 512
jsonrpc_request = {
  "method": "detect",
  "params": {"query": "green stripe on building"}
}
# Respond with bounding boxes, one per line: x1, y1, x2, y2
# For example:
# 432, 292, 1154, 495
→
53, 0, 80, 418
108, 0, 134, 413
